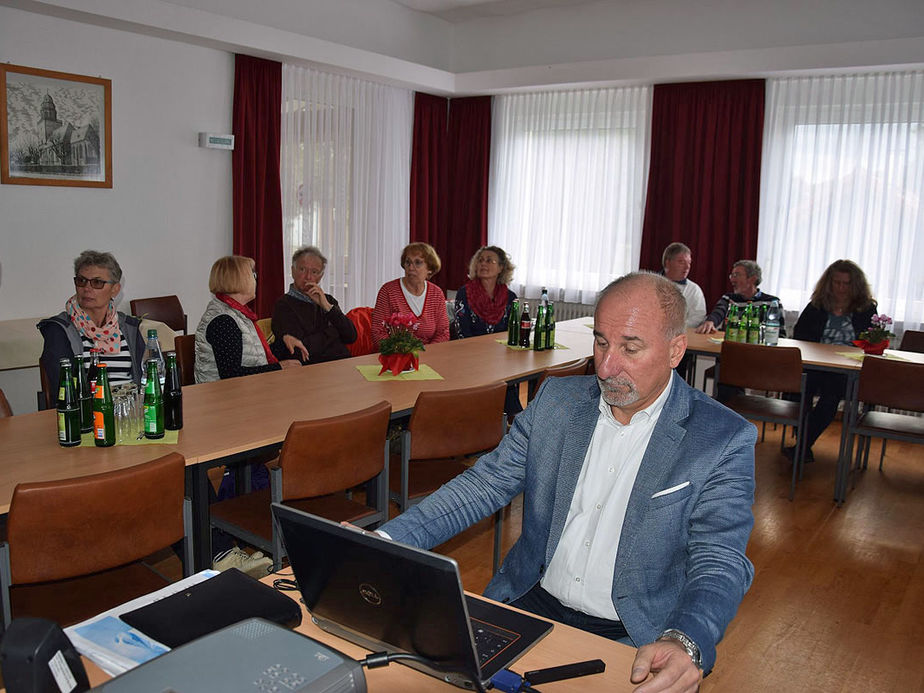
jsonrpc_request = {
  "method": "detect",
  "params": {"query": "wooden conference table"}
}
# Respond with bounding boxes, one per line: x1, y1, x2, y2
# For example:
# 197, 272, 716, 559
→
683, 330, 924, 503
0, 322, 595, 570
73, 575, 639, 691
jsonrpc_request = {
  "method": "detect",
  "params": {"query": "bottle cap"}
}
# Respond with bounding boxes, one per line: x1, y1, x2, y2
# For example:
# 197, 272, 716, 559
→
147, 329, 158, 338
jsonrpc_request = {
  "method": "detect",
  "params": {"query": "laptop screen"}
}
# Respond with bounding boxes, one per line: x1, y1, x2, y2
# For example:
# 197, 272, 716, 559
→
272, 504, 481, 681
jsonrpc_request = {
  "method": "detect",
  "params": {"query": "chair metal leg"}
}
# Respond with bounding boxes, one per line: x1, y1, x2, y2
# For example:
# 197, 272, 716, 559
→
492, 509, 503, 575
270, 467, 284, 571
879, 439, 887, 470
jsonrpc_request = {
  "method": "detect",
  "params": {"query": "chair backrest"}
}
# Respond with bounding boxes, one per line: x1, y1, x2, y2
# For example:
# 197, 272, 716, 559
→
0, 388, 12, 417
899, 330, 924, 354
718, 340, 803, 394
857, 357, 924, 413
130, 295, 187, 334
256, 317, 275, 345
6, 453, 187, 585
535, 356, 592, 391
38, 357, 55, 411
173, 334, 196, 386
279, 400, 391, 501
408, 382, 507, 460
345, 307, 376, 357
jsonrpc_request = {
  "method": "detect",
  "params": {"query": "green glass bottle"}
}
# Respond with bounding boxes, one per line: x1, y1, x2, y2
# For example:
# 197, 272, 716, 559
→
507, 299, 520, 346
74, 355, 93, 434
726, 303, 740, 343
746, 302, 760, 344
56, 358, 81, 447
546, 301, 556, 350
533, 304, 546, 351
163, 352, 183, 431
93, 364, 116, 447
143, 359, 165, 439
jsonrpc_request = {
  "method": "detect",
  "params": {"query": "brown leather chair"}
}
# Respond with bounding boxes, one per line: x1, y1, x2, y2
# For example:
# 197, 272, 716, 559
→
899, 330, 924, 353
390, 383, 507, 570
130, 295, 188, 334
0, 453, 192, 628
173, 334, 196, 386
0, 388, 11, 417
256, 317, 274, 346
534, 356, 592, 392
210, 401, 392, 570
38, 357, 55, 411
849, 357, 924, 474
717, 340, 808, 499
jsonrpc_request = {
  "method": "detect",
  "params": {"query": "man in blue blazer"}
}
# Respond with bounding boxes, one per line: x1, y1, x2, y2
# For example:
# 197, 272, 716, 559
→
379, 272, 756, 692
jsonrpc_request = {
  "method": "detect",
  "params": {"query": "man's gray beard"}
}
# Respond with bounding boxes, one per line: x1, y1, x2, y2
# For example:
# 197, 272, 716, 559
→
598, 376, 640, 407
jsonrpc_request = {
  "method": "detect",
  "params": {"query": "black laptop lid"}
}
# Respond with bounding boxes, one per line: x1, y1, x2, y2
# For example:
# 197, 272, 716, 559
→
272, 505, 481, 679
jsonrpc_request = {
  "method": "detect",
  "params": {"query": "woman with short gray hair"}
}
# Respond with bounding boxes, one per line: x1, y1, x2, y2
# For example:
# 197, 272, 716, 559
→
38, 249, 145, 390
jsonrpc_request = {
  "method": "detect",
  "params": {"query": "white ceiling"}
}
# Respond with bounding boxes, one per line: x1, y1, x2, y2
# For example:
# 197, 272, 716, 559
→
390, 0, 601, 22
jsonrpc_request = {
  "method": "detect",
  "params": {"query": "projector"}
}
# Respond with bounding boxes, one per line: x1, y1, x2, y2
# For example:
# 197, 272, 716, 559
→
95, 618, 366, 692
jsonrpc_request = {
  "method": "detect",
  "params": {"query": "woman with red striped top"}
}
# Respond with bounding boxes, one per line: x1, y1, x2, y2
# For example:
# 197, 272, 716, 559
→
371, 242, 450, 346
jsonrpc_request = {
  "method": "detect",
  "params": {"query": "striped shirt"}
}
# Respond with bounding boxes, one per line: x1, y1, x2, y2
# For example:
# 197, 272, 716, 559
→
81, 334, 133, 384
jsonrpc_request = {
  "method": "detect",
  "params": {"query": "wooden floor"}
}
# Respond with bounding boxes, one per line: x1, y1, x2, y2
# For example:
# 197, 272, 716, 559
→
158, 418, 923, 691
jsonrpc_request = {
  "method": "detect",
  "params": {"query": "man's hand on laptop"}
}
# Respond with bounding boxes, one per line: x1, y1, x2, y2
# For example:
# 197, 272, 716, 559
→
629, 639, 702, 692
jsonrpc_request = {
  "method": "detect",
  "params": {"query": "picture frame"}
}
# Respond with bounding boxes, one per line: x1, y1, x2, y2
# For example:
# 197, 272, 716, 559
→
1, 63, 112, 188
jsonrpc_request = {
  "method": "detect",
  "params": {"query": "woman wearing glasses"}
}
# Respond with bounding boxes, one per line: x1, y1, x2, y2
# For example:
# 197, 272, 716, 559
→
38, 250, 145, 389
454, 246, 517, 339
371, 242, 449, 346
194, 256, 301, 383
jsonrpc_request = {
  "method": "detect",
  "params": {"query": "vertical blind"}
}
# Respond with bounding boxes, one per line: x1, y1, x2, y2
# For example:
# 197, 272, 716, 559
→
758, 71, 924, 331
280, 65, 414, 310
488, 87, 652, 304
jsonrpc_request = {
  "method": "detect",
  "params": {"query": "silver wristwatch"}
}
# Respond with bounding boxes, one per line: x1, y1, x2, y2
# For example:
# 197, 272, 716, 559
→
658, 629, 702, 670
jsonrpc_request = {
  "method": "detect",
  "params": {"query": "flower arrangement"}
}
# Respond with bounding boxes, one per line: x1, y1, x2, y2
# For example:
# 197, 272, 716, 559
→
854, 314, 896, 355
378, 312, 425, 375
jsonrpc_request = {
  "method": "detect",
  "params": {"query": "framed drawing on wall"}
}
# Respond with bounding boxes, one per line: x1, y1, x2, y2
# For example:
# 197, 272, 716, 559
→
1, 63, 112, 188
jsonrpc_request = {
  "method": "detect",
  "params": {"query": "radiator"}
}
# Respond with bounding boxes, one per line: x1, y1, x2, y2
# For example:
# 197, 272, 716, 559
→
524, 299, 594, 322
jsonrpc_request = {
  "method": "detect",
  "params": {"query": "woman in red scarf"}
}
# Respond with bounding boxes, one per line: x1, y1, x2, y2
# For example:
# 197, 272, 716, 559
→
194, 256, 301, 383
454, 246, 518, 338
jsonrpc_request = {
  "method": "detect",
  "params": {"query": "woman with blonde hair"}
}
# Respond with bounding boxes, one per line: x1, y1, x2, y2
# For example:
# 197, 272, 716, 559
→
194, 256, 300, 383
454, 246, 518, 338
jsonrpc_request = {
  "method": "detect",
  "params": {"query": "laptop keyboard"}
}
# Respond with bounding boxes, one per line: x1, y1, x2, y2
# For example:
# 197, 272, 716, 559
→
471, 617, 519, 667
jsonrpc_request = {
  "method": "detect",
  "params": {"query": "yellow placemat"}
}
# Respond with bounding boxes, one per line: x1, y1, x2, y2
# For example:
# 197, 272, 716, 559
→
835, 351, 910, 363
708, 337, 724, 344
356, 364, 444, 381
78, 429, 180, 447
494, 339, 569, 350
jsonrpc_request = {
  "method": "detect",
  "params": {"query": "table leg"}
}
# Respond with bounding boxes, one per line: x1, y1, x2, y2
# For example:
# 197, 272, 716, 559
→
835, 373, 859, 505
186, 465, 212, 571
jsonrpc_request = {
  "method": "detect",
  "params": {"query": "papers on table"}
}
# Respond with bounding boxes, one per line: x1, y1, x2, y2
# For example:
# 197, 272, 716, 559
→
64, 569, 218, 677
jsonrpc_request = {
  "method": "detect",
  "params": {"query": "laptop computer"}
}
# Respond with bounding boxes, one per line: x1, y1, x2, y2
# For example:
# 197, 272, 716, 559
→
271, 504, 552, 689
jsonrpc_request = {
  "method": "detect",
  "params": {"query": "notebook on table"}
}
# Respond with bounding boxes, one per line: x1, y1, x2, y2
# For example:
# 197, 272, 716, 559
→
271, 504, 552, 689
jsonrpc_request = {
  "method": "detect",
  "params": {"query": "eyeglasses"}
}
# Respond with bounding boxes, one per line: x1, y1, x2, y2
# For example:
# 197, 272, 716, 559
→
403, 258, 427, 268
478, 257, 499, 265
74, 275, 115, 289
252, 270, 258, 280
728, 272, 747, 280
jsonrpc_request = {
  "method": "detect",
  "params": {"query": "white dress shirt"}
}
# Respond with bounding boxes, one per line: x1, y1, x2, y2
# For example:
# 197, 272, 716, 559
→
540, 376, 673, 620
679, 279, 707, 327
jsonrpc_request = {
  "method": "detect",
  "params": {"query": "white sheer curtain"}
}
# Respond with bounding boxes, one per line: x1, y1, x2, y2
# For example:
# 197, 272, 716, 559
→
281, 65, 413, 310
488, 87, 652, 304
758, 71, 924, 333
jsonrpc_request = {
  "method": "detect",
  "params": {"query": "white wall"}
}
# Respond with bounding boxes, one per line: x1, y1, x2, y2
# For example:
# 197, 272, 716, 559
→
0, 5, 233, 411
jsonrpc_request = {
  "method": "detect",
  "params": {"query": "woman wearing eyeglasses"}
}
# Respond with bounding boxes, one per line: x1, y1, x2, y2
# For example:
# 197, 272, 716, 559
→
38, 250, 145, 390
371, 242, 450, 346
194, 256, 301, 383
454, 246, 517, 339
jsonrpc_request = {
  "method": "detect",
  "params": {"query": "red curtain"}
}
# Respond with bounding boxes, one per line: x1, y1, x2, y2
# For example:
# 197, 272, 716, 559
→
232, 54, 284, 318
410, 93, 492, 291
639, 79, 765, 307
